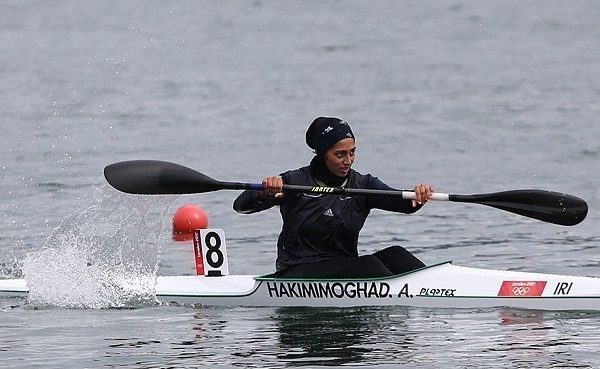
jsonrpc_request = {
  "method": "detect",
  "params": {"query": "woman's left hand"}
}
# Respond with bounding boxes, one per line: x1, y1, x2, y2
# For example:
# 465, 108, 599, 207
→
412, 184, 434, 207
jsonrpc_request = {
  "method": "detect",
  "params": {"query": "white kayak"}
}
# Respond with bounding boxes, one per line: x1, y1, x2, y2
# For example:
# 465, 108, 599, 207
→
2, 261, 599, 311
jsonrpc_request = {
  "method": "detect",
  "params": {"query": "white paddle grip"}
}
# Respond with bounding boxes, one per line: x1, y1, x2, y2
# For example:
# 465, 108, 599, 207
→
402, 192, 449, 201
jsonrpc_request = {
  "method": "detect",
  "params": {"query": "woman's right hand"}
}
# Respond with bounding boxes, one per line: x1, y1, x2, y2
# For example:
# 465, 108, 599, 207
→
259, 176, 284, 200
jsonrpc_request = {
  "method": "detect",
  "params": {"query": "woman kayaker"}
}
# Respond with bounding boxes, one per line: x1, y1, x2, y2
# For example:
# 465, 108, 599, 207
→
233, 117, 434, 278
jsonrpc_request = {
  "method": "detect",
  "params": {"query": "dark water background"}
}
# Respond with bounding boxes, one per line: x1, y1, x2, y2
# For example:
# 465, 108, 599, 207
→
1, 1, 600, 368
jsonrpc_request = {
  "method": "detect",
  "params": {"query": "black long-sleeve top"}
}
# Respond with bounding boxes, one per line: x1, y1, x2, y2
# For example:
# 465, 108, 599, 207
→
233, 165, 421, 271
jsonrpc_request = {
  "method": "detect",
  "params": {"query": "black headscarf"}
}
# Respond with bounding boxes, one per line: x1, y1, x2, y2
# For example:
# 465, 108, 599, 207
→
305, 117, 355, 187
305, 117, 354, 155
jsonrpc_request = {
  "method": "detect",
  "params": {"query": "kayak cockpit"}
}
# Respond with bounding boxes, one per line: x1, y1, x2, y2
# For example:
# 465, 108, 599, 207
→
254, 260, 453, 282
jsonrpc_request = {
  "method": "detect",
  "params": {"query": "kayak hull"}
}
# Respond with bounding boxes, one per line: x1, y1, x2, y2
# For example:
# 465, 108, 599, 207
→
2, 262, 599, 311
155, 262, 600, 311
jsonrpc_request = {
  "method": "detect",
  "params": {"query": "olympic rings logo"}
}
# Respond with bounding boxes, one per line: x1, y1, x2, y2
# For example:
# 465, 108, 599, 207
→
498, 281, 547, 297
512, 287, 531, 295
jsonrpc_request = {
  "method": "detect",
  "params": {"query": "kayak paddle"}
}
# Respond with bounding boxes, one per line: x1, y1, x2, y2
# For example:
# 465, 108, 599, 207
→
104, 160, 588, 226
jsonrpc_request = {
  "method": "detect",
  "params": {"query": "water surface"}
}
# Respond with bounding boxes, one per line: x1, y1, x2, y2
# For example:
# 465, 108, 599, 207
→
1, 1, 599, 367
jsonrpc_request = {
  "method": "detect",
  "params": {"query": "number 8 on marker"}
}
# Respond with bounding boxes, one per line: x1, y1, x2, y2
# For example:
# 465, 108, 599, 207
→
200, 229, 229, 276
205, 231, 223, 268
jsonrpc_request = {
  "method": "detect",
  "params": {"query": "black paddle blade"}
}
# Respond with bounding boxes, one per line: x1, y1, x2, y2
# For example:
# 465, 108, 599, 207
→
450, 190, 588, 226
104, 160, 224, 194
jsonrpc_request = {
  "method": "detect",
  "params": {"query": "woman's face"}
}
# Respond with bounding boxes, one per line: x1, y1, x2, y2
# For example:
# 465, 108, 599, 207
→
324, 138, 356, 177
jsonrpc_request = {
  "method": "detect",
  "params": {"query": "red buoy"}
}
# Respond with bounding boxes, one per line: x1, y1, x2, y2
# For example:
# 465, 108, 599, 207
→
172, 204, 208, 241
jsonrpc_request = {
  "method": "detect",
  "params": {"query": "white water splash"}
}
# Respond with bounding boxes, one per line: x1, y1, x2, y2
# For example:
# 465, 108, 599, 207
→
22, 185, 175, 309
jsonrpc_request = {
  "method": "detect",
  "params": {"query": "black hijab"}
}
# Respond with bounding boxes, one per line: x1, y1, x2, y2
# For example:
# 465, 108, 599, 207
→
305, 117, 355, 187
